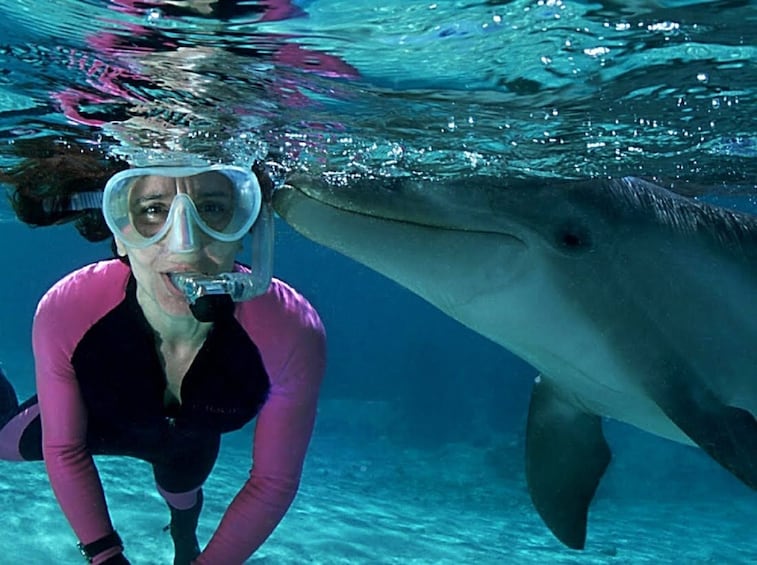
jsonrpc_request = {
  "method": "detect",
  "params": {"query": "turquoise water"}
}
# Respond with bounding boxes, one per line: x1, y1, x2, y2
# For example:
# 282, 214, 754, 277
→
0, 1, 755, 563
1, 0, 756, 183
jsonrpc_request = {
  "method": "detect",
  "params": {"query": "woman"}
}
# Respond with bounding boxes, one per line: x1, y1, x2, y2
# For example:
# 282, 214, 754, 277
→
0, 141, 326, 564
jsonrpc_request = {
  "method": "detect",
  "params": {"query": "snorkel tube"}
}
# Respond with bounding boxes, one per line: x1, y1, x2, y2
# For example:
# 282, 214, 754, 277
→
170, 201, 274, 305
169, 160, 275, 320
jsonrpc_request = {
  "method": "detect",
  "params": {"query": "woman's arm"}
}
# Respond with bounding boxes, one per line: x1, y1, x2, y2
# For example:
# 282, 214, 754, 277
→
34, 288, 125, 564
195, 293, 327, 563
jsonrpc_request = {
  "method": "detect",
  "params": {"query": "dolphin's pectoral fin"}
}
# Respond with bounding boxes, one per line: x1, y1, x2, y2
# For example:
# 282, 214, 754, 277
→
649, 373, 757, 489
525, 375, 611, 550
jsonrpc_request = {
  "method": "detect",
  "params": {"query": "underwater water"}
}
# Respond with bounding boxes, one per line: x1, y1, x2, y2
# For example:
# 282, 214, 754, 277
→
0, 0, 755, 563
0, 220, 755, 563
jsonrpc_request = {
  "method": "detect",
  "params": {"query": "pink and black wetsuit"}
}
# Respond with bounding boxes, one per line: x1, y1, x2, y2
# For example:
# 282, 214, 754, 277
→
0, 259, 326, 564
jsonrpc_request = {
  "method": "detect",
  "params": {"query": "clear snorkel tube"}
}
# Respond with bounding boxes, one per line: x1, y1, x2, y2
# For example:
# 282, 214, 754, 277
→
169, 160, 275, 307
169, 201, 274, 304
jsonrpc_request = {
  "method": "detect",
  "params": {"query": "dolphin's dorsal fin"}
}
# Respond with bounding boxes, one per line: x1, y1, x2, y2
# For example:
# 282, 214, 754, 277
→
525, 375, 611, 549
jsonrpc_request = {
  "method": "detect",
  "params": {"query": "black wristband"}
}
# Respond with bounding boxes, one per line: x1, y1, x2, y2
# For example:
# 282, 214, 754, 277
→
77, 531, 123, 563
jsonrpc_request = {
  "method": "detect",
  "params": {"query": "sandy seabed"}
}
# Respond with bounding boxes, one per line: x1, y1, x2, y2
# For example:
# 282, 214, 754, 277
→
0, 402, 754, 565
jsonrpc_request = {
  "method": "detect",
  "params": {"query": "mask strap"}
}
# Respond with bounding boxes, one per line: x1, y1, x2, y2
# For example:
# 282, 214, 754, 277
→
43, 191, 103, 213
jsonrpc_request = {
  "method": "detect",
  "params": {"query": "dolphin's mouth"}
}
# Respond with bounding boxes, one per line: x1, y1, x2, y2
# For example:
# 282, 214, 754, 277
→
275, 181, 524, 243
279, 181, 431, 225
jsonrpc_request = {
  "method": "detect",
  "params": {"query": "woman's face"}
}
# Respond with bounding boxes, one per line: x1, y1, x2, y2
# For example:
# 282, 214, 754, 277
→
116, 173, 242, 320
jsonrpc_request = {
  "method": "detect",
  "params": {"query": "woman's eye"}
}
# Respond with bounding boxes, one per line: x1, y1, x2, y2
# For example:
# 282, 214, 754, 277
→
196, 200, 232, 230
137, 203, 170, 221
198, 201, 227, 214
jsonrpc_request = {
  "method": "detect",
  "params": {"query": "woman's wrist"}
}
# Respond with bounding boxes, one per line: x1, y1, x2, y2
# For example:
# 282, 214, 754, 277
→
78, 531, 126, 564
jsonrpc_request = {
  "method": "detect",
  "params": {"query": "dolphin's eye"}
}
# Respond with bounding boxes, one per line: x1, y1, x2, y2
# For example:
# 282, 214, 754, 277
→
562, 232, 583, 247
555, 223, 592, 254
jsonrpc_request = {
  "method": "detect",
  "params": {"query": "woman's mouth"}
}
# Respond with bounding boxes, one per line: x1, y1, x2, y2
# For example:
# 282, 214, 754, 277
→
163, 272, 194, 297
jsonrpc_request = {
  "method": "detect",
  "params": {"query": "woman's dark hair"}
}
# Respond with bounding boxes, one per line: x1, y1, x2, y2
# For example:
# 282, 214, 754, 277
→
0, 137, 129, 242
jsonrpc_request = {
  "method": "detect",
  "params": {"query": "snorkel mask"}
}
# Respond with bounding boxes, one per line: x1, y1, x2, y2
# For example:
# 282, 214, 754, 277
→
69, 162, 274, 320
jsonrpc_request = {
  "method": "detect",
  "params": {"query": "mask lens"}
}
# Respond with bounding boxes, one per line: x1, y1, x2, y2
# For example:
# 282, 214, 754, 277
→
186, 172, 237, 232
127, 172, 237, 237
128, 177, 173, 238
103, 165, 261, 248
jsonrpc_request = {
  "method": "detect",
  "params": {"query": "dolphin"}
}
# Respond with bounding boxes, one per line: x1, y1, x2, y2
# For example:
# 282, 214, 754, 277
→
272, 174, 756, 549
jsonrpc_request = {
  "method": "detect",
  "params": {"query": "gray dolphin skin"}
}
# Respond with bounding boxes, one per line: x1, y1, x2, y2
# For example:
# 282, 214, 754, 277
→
272, 174, 756, 549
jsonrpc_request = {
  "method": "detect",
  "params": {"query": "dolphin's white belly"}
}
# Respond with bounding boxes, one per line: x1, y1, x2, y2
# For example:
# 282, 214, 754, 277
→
541, 361, 694, 445
440, 269, 697, 446
520, 331, 695, 445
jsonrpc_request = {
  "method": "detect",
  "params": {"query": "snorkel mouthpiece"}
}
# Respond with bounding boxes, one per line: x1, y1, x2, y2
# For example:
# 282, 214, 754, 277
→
169, 195, 275, 310
170, 272, 268, 304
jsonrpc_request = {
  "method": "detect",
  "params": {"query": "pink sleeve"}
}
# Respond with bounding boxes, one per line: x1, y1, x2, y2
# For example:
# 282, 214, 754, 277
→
196, 280, 326, 563
33, 261, 130, 564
